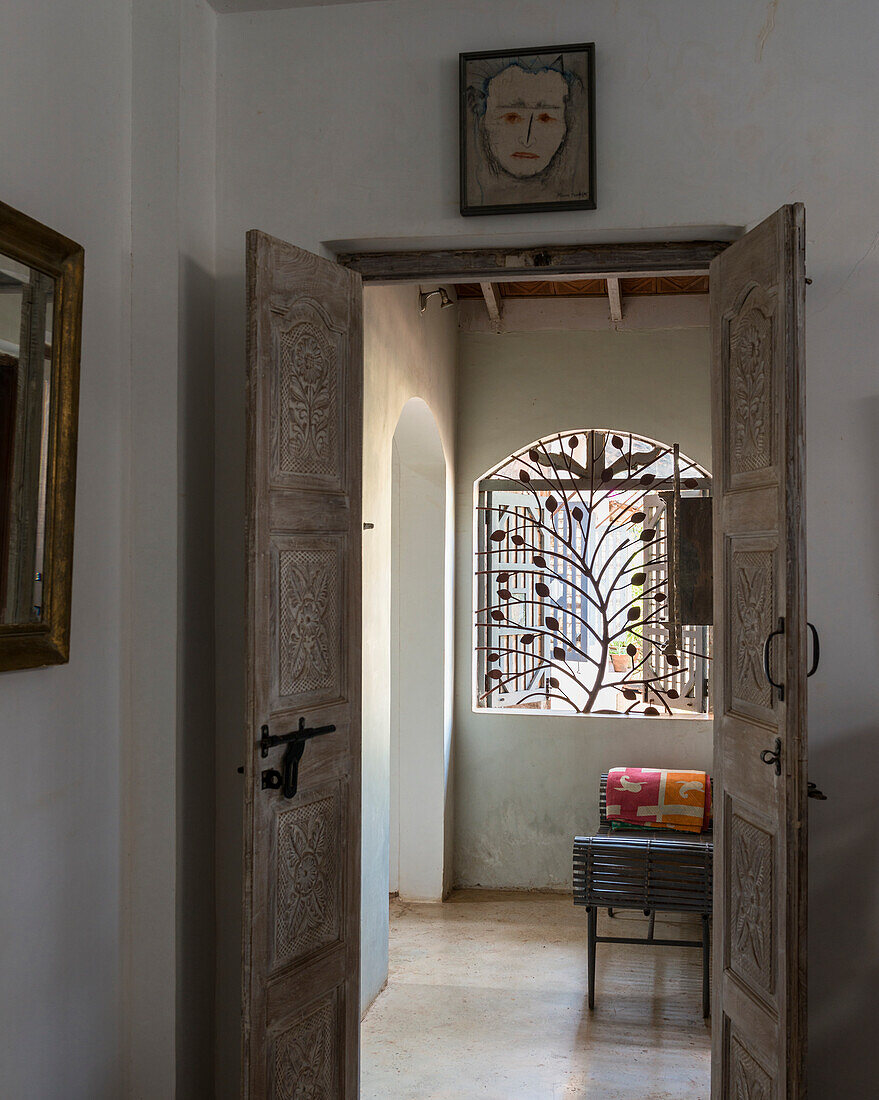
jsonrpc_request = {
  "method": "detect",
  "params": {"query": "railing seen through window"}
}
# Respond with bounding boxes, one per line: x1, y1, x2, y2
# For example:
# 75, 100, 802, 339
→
475, 430, 713, 716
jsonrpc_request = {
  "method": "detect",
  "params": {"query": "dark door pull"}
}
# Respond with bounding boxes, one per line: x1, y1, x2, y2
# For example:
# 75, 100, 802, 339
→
259, 717, 336, 800
760, 737, 782, 775
807, 622, 820, 677
762, 617, 785, 701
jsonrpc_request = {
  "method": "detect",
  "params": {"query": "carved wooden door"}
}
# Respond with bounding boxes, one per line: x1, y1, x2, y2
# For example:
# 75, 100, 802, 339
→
710, 205, 807, 1098
243, 232, 362, 1098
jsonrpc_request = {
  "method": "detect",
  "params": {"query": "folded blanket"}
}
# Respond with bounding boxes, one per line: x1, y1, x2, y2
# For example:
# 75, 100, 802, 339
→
606, 767, 711, 834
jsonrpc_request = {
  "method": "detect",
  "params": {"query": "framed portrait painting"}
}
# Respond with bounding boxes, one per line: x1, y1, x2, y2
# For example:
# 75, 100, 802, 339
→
459, 43, 596, 216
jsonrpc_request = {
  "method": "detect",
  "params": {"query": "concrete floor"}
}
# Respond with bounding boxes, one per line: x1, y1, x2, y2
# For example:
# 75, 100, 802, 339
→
361, 891, 711, 1099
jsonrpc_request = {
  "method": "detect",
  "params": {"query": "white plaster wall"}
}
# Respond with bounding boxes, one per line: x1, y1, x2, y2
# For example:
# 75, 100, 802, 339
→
0, 2, 218, 1096
0, 4, 130, 1096
391, 398, 449, 903
126, 3, 218, 1096
214, 0, 879, 1089
455, 326, 713, 889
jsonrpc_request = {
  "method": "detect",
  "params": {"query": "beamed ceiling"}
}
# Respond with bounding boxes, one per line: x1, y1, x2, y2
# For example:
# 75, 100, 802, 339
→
454, 275, 709, 299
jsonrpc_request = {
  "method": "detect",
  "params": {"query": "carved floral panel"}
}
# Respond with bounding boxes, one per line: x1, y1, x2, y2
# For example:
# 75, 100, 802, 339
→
729, 812, 774, 999
730, 549, 774, 710
275, 791, 340, 968
728, 289, 774, 476
271, 996, 337, 1100
729, 1033, 772, 1100
278, 547, 340, 699
276, 319, 340, 480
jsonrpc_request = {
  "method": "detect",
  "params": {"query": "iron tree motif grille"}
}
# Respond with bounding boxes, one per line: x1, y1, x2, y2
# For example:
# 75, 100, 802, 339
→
475, 429, 713, 716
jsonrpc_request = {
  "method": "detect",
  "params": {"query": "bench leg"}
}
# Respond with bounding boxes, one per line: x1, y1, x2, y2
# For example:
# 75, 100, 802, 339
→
702, 914, 711, 1019
587, 906, 597, 1009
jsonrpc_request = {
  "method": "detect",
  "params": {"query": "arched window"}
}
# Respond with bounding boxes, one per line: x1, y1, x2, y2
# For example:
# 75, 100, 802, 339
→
474, 429, 712, 716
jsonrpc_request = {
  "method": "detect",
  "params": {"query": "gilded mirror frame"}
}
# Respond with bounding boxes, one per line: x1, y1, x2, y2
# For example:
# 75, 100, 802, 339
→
0, 200, 83, 670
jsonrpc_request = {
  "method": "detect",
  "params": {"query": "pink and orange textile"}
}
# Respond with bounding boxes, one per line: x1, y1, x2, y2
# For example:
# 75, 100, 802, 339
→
606, 767, 711, 833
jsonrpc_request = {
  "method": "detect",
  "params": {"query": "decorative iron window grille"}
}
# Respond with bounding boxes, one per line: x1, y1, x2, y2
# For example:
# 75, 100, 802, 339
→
475, 429, 713, 716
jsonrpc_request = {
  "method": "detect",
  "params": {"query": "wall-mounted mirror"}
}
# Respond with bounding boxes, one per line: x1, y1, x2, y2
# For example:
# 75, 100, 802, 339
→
0, 201, 83, 670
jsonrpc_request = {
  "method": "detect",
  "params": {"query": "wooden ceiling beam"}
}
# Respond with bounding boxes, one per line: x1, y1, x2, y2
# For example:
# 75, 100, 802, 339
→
479, 281, 503, 329
336, 240, 729, 284
606, 277, 623, 323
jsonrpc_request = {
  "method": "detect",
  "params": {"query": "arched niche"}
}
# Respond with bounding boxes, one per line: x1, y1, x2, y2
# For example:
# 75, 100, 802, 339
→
390, 397, 452, 900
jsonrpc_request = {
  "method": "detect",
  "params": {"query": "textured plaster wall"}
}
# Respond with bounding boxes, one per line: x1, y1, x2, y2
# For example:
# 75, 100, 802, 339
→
454, 325, 713, 889
215, 0, 879, 1090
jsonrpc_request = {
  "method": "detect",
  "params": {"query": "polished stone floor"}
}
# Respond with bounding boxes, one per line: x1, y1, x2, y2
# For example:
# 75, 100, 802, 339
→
361, 891, 711, 1099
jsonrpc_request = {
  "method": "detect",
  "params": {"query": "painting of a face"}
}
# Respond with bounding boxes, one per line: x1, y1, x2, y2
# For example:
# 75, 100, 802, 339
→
483, 66, 569, 178
460, 43, 595, 216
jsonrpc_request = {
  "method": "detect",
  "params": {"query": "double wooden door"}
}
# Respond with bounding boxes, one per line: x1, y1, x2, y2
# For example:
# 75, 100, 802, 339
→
241, 205, 808, 1098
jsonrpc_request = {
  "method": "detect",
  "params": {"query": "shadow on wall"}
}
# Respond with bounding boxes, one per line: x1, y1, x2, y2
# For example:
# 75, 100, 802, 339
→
809, 723, 879, 1094
808, 393, 879, 1094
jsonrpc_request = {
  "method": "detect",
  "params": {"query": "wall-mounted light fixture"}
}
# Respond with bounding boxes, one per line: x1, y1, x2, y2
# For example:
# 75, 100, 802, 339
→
419, 286, 454, 313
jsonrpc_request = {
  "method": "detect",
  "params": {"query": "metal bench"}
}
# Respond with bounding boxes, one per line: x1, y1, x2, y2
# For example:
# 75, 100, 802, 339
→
573, 773, 713, 1018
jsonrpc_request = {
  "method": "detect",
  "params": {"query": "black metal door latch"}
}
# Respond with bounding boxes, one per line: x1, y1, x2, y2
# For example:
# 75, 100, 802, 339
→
760, 737, 827, 799
760, 736, 782, 775
259, 717, 336, 800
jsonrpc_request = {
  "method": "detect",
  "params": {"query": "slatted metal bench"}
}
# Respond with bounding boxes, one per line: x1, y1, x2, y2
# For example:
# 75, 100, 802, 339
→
573, 773, 713, 1018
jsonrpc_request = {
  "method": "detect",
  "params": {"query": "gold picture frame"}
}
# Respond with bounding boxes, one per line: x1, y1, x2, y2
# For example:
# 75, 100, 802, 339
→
0, 200, 83, 670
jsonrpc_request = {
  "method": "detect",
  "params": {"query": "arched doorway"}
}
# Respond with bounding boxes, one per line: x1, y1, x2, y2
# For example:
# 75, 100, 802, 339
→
390, 398, 452, 900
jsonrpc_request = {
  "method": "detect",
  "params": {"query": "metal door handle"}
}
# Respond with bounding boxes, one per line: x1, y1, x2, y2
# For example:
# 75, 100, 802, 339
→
807, 622, 820, 677
760, 737, 782, 775
259, 717, 336, 800
762, 617, 785, 702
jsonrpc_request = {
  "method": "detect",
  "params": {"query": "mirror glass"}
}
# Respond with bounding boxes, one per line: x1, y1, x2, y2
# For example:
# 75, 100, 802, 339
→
0, 252, 54, 625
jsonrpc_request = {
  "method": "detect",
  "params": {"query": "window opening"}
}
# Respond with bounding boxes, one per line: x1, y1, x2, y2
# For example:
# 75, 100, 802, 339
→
475, 429, 712, 716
